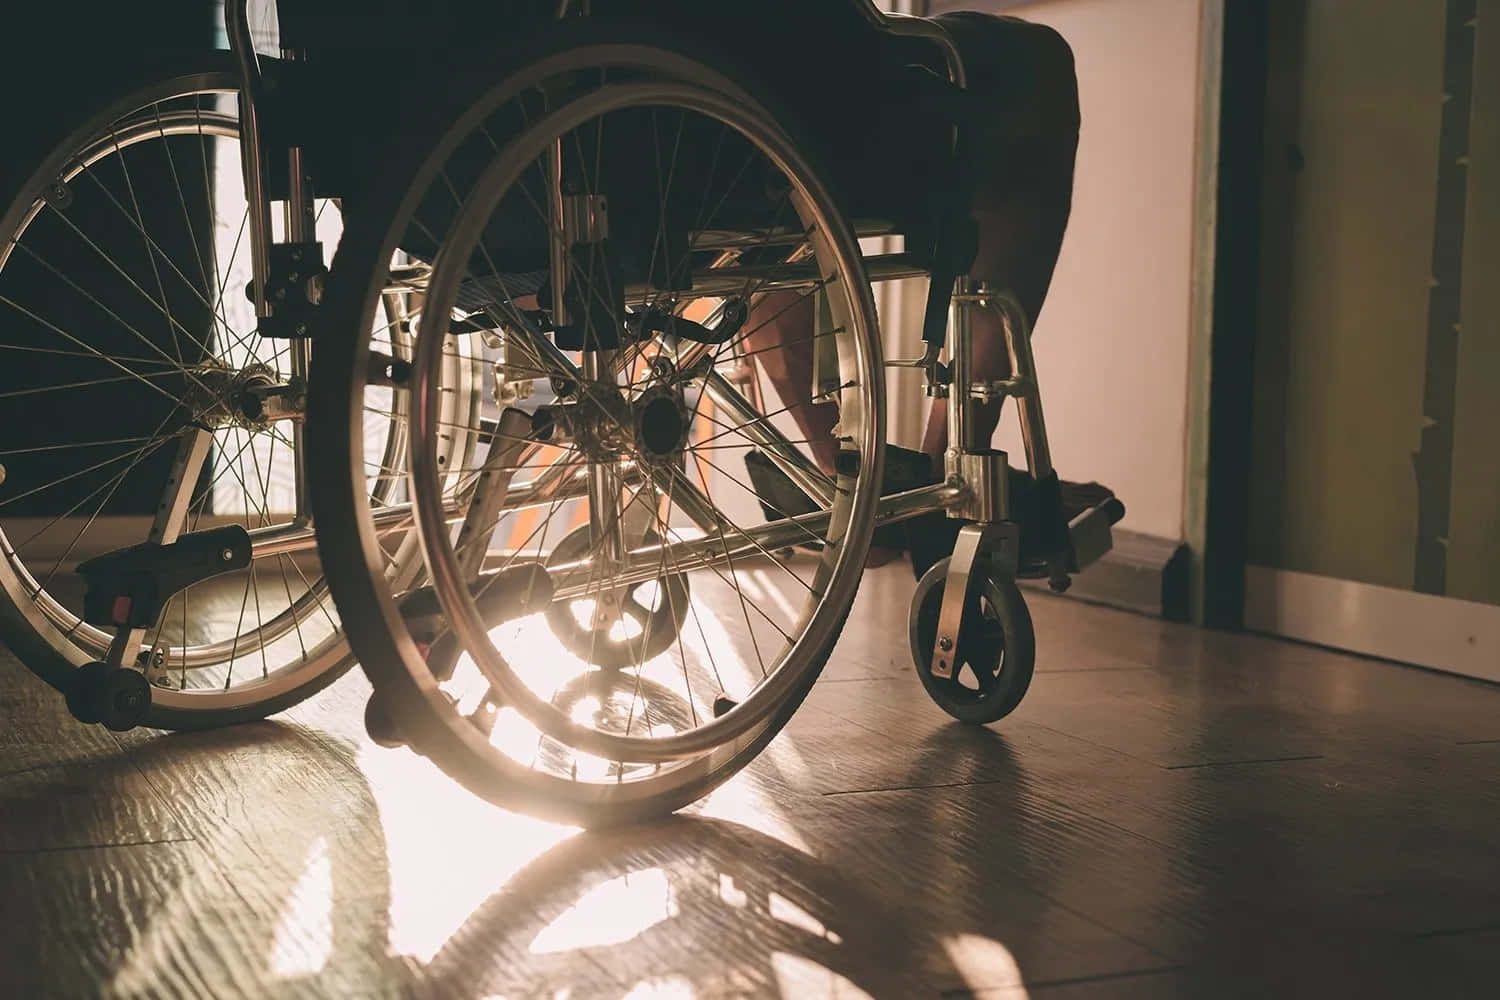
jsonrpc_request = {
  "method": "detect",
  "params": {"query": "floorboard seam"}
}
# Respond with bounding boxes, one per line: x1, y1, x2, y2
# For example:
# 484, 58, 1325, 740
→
817, 707, 894, 738
1024, 722, 1159, 767
813, 775, 1191, 858
813, 776, 1200, 962
0, 835, 194, 856
1165, 754, 1325, 770
939, 962, 1189, 997
1033, 666, 1157, 674
1454, 738, 1500, 745
120, 741, 267, 920
1410, 921, 1500, 939
815, 665, 1158, 680
818, 778, 1007, 796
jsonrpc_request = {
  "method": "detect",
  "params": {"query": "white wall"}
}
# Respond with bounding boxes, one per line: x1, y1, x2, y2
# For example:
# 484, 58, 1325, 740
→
922, 0, 1206, 541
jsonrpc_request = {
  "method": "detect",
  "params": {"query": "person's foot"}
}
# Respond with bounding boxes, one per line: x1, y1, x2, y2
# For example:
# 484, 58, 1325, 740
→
905, 460, 1065, 580
742, 447, 913, 568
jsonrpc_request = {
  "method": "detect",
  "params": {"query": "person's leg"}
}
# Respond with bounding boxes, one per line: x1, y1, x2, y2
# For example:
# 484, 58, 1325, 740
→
918, 15, 1080, 469
739, 290, 905, 566
740, 291, 841, 477
746, 16, 1079, 476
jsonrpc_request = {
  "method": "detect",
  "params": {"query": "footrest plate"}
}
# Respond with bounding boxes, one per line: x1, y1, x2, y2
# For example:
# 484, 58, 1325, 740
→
76, 525, 253, 628
1060, 481, 1125, 574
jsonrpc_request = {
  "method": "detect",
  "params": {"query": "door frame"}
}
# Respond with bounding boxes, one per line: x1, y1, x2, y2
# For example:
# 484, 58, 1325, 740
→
1184, 0, 1267, 630
1190, 0, 1500, 684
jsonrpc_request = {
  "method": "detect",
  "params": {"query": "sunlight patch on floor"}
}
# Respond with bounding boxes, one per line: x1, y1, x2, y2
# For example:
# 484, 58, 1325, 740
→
771, 952, 876, 999
356, 740, 577, 963
267, 836, 333, 977
529, 868, 677, 954
942, 932, 1028, 995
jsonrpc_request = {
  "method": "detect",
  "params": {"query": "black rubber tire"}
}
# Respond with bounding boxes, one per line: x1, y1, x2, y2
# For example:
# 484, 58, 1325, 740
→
909, 556, 1036, 725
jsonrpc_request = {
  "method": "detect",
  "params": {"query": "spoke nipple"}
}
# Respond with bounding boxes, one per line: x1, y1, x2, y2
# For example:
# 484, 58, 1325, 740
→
44, 180, 73, 209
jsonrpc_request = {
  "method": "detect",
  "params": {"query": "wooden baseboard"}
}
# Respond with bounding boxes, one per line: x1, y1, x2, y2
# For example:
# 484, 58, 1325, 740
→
1021, 529, 1190, 622
1245, 566, 1500, 684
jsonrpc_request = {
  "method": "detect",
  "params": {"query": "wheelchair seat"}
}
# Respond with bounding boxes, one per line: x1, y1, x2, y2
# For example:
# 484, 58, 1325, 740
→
268, 0, 968, 233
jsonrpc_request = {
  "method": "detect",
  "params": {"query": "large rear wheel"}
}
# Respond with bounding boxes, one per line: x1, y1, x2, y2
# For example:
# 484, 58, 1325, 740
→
309, 26, 885, 825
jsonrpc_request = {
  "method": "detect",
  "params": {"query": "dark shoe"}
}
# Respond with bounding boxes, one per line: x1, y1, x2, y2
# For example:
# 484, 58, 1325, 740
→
907, 464, 1058, 580
743, 447, 1097, 578
742, 444, 934, 554
874, 444, 936, 552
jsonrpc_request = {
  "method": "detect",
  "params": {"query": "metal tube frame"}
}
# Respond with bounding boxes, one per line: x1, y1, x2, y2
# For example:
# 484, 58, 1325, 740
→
245, 456, 611, 559
224, 0, 272, 321
926, 283, 1061, 674
109, 427, 214, 672
223, 9, 331, 531
379, 288, 1039, 610
700, 369, 835, 508
281, 44, 315, 524
543, 481, 963, 602
942, 283, 1058, 514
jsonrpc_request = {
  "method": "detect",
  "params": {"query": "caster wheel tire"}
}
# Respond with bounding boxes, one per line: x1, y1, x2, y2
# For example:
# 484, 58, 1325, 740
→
364, 691, 407, 749
65, 661, 113, 725
67, 662, 152, 732
545, 526, 689, 671
909, 556, 1036, 725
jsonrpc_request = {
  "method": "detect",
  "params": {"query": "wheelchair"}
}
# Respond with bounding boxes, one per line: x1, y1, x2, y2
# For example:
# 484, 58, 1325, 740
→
0, 0, 1123, 825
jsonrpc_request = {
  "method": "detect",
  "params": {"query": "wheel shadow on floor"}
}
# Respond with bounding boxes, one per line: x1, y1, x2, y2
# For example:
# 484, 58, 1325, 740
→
3, 673, 1057, 998
410, 725, 1046, 998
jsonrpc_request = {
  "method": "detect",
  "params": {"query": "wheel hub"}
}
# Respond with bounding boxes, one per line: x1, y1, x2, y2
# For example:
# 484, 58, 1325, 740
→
185, 363, 304, 431
531, 374, 690, 465
632, 385, 690, 464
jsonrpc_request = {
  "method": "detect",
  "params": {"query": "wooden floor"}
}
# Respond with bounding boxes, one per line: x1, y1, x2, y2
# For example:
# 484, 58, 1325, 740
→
4, 561, 1500, 999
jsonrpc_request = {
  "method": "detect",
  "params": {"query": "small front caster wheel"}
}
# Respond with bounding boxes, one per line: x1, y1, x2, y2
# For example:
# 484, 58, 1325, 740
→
66, 662, 152, 732
909, 557, 1036, 725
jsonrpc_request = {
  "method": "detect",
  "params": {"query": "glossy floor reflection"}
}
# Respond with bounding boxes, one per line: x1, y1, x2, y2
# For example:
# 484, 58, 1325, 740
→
3, 561, 1500, 998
